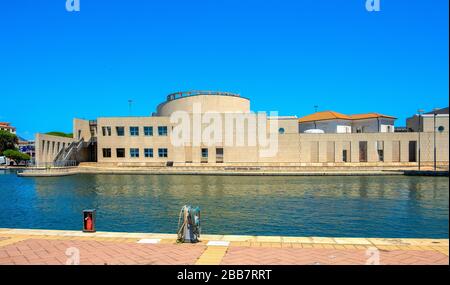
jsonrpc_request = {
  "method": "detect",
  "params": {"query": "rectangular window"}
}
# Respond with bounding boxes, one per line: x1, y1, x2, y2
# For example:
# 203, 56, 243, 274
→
201, 148, 208, 163
158, 148, 168, 158
130, 148, 140, 158
130, 126, 139, 136
376, 141, 384, 162
116, 126, 125, 136
409, 141, 417, 162
342, 150, 348, 162
144, 126, 153, 136
116, 148, 125, 158
102, 148, 111, 158
216, 148, 224, 163
158, 126, 168, 136
359, 141, 368, 162
102, 126, 111, 136
144, 148, 153, 158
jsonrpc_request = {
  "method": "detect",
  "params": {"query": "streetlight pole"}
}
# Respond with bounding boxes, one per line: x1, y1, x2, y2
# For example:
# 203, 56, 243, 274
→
433, 108, 439, 171
417, 109, 424, 171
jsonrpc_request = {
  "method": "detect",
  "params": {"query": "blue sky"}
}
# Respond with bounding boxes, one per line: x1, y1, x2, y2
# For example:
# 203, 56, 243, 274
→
1, 0, 448, 140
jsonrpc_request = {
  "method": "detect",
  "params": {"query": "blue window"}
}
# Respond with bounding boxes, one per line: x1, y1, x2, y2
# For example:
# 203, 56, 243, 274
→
158, 148, 168, 158
278, 128, 285, 134
130, 126, 139, 136
144, 148, 153, 158
144, 126, 153, 136
130, 148, 139, 158
158, 126, 168, 136
116, 126, 125, 136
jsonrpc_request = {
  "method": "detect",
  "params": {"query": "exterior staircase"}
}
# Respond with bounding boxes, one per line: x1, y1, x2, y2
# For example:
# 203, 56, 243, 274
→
53, 138, 84, 166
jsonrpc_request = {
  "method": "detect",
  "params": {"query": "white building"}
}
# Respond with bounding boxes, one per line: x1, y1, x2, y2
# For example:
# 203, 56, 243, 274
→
298, 111, 396, 134
0, 122, 16, 134
350, 113, 396, 133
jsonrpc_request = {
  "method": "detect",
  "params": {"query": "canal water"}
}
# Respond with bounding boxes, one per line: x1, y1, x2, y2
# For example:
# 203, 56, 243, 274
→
0, 170, 448, 238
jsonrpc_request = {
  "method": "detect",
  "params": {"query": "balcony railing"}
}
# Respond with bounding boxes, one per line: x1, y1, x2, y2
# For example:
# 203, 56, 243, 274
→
166, 90, 240, 102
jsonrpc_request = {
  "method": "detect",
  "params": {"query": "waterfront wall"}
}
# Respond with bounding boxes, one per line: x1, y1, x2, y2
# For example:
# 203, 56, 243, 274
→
35, 133, 75, 165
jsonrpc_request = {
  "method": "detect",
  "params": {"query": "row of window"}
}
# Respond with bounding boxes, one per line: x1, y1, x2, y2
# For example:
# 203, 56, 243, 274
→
102, 148, 168, 158
102, 126, 168, 137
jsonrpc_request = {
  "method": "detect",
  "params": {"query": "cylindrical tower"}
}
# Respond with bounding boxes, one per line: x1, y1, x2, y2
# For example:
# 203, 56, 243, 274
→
155, 91, 250, 116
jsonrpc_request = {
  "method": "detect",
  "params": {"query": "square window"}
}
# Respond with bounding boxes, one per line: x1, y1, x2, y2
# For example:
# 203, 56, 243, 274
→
130, 148, 139, 158
144, 126, 153, 136
102, 148, 111, 158
116, 148, 125, 158
158, 148, 168, 158
102, 126, 111, 136
116, 126, 125, 136
201, 148, 208, 158
158, 126, 168, 136
144, 148, 153, 158
130, 126, 139, 136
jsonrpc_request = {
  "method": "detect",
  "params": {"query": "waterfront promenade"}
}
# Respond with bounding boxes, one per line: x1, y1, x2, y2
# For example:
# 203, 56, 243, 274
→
0, 228, 447, 265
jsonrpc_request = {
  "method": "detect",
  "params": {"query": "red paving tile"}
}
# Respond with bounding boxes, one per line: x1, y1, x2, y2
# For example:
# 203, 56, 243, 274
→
0, 237, 447, 265
220, 247, 449, 265
0, 239, 206, 265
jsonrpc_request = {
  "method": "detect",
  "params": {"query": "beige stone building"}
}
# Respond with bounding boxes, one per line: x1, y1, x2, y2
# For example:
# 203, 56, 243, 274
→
35, 91, 449, 168
406, 107, 449, 133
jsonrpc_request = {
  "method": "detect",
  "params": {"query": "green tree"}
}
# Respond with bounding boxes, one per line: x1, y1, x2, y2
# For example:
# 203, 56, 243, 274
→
0, 130, 18, 155
46, 132, 73, 138
3, 149, 31, 164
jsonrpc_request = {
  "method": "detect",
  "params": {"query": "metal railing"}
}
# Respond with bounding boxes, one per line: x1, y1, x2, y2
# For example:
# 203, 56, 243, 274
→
54, 138, 84, 163
18, 167, 74, 174
166, 90, 240, 101
33, 160, 78, 168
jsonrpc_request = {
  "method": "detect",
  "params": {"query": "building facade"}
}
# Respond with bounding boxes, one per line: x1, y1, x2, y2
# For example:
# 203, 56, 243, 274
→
34, 91, 449, 168
298, 111, 396, 134
406, 107, 449, 133
0, 122, 16, 134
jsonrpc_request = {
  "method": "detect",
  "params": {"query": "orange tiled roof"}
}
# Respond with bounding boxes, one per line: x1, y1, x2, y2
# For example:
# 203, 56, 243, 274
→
298, 111, 396, 123
298, 111, 352, 123
349, 113, 396, 120
0, 122, 15, 129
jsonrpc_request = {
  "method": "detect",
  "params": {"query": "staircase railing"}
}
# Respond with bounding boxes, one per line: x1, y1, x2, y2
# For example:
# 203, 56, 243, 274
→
54, 138, 84, 163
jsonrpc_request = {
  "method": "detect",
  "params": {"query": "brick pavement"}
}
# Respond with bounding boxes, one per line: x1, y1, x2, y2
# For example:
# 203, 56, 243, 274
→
0, 229, 447, 265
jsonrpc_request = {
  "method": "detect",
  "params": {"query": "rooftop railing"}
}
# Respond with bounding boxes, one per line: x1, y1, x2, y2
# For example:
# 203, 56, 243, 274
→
166, 90, 240, 101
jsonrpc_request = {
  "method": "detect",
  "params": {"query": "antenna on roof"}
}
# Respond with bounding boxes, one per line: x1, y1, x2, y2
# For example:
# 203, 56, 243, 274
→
314, 105, 318, 113
128, 99, 133, 116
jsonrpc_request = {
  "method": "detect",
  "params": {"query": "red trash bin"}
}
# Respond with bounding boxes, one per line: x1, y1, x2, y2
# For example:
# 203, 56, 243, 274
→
83, 209, 96, 233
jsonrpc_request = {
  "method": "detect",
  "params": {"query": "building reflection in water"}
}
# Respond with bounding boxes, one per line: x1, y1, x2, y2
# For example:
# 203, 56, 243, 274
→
5, 174, 446, 238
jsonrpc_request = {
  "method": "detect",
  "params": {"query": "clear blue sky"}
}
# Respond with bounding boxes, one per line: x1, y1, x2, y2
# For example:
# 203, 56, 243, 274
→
1, 0, 448, 140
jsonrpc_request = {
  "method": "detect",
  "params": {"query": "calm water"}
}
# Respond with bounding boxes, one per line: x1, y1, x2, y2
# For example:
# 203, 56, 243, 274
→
0, 170, 448, 238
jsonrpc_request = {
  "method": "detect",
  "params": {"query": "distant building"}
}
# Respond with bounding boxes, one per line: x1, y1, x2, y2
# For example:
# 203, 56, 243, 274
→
406, 107, 449, 132
18, 136, 36, 162
298, 111, 396, 134
0, 122, 16, 134
298, 111, 352, 133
